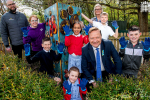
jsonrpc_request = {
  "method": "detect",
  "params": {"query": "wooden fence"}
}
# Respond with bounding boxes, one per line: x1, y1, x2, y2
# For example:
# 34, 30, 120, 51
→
0, 32, 149, 58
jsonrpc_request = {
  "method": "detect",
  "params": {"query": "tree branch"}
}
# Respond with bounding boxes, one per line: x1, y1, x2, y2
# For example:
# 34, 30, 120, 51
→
68, 1, 139, 10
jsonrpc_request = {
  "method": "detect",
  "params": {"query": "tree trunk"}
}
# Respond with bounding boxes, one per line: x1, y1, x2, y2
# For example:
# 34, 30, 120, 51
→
138, 8, 148, 32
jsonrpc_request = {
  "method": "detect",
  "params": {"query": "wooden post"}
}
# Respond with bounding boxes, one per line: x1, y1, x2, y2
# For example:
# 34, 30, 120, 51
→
56, 2, 63, 82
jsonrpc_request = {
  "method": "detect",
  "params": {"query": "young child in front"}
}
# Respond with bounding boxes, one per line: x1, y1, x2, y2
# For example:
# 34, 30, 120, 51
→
25, 37, 64, 84
63, 21, 89, 77
81, 12, 119, 40
63, 67, 88, 100
119, 25, 150, 78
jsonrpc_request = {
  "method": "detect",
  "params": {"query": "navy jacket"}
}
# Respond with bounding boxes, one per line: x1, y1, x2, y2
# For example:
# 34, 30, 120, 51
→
26, 50, 62, 76
81, 39, 122, 81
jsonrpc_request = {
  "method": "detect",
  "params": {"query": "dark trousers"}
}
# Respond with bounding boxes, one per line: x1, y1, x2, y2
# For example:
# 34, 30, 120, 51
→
86, 70, 109, 92
11, 44, 24, 59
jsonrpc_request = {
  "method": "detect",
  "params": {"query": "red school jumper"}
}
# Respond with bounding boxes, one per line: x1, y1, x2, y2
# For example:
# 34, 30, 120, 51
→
65, 35, 89, 55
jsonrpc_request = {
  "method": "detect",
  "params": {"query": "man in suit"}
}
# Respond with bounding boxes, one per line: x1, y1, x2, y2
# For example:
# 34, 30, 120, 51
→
81, 27, 122, 88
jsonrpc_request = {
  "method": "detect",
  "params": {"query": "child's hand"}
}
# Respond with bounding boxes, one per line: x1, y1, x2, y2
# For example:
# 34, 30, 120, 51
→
83, 24, 92, 35
57, 42, 64, 54
63, 25, 72, 36
21, 27, 29, 37
77, 78, 88, 91
63, 80, 72, 94
119, 37, 128, 49
24, 44, 30, 56
111, 20, 119, 29
141, 37, 150, 51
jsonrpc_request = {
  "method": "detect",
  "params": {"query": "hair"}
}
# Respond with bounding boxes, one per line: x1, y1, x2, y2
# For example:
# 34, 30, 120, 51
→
128, 25, 140, 33
42, 37, 51, 44
6, 0, 15, 5
68, 66, 80, 77
88, 27, 101, 37
29, 15, 38, 22
94, 4, 103, 16
72, 21, 82, 33
100, 12, 108, 17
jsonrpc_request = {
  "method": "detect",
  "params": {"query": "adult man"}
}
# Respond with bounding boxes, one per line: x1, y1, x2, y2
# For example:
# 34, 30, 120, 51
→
81, 27, 122, 88
0, 0, 29, 58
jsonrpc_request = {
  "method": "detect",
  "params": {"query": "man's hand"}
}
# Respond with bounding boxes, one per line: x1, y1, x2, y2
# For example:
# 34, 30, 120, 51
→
92, 82, 97, 88
54, 77, 61, 85
141, 37, 150, 51
111, 20, 119, 29
63, 25, 72, 36
6, 47, 12, 52
119, 37, 128, 49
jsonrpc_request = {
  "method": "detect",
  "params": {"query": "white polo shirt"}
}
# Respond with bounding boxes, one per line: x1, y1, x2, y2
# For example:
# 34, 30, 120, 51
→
93, 21, 115, 40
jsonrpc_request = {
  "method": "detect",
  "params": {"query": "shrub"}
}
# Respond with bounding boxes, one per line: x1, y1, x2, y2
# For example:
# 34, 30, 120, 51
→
87, 61, 150, 100
0, 52, 63, 100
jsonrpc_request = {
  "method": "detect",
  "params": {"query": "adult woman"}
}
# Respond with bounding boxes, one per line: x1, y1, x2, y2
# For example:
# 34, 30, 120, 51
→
91, 4, 103, 22
22, 15, 45, 56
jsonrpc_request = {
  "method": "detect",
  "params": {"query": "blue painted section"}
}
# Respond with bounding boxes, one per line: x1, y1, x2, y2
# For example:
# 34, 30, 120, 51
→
44, 3, 82, 80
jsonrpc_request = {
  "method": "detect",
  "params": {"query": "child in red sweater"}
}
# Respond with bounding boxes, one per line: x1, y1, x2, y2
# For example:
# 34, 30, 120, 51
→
63, 21, 90, 75
63, 67, 88, 100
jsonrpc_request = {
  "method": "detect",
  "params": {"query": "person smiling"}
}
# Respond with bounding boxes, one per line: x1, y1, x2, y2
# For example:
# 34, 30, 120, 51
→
22, 15, 45, 57
81, 27, 122, 91
0, 0, 29, 59
91, 4, 103, 23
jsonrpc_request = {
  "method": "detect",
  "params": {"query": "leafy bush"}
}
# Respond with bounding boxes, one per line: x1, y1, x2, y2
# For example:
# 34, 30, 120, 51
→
0, 52, 149, 100
0, 52, 63, 100
87, 61, 150, 100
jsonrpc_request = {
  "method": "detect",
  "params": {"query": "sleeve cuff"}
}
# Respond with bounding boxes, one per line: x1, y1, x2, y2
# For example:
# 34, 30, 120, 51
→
89, 80, 95, 84
66, 91, 71, 95
143, 48, 150, 52
81, 88, 86, 91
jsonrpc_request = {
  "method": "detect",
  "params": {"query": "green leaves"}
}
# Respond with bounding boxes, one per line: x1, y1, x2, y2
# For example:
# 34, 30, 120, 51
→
87, 62, 150, 99
0, 53, 63, 99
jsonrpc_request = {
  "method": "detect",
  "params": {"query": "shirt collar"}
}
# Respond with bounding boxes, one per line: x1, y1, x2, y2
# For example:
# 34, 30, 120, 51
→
92, 45, 100, 50
43, 49, 50, 53
72, 33, 81, 37
68, 79, 79, 85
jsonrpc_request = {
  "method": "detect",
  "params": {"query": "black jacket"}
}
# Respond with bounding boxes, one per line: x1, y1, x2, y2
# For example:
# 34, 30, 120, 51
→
26, 50, 62, 76
119, 41, 150, 77
0, 11, 29, 47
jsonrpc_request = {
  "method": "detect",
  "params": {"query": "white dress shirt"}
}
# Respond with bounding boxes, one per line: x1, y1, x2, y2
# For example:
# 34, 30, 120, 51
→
89, 45, 105, 83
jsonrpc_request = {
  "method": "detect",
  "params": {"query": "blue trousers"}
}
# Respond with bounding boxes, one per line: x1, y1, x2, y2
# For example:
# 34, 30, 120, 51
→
68, 54, 82, 73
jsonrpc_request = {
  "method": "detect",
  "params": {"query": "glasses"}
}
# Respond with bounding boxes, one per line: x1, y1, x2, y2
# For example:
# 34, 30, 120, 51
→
31, 20, 38, 22
7, 3, 15, 6
95, 9, 102, 11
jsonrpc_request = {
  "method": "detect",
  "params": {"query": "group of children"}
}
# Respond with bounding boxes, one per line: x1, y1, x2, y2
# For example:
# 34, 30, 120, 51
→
21, 12, 150, 100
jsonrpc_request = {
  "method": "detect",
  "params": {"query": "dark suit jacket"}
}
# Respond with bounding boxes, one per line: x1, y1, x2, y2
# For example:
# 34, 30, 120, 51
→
81, 39, 122, 81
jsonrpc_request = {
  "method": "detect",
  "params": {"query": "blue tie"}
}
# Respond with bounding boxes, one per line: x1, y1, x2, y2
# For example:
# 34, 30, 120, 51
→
96, 48, 102, 82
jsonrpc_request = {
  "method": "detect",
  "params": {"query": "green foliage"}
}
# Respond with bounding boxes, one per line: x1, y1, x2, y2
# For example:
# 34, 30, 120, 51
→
87, 61, 150, 100
0, 52, 149, 99
0, 53, 63, 100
